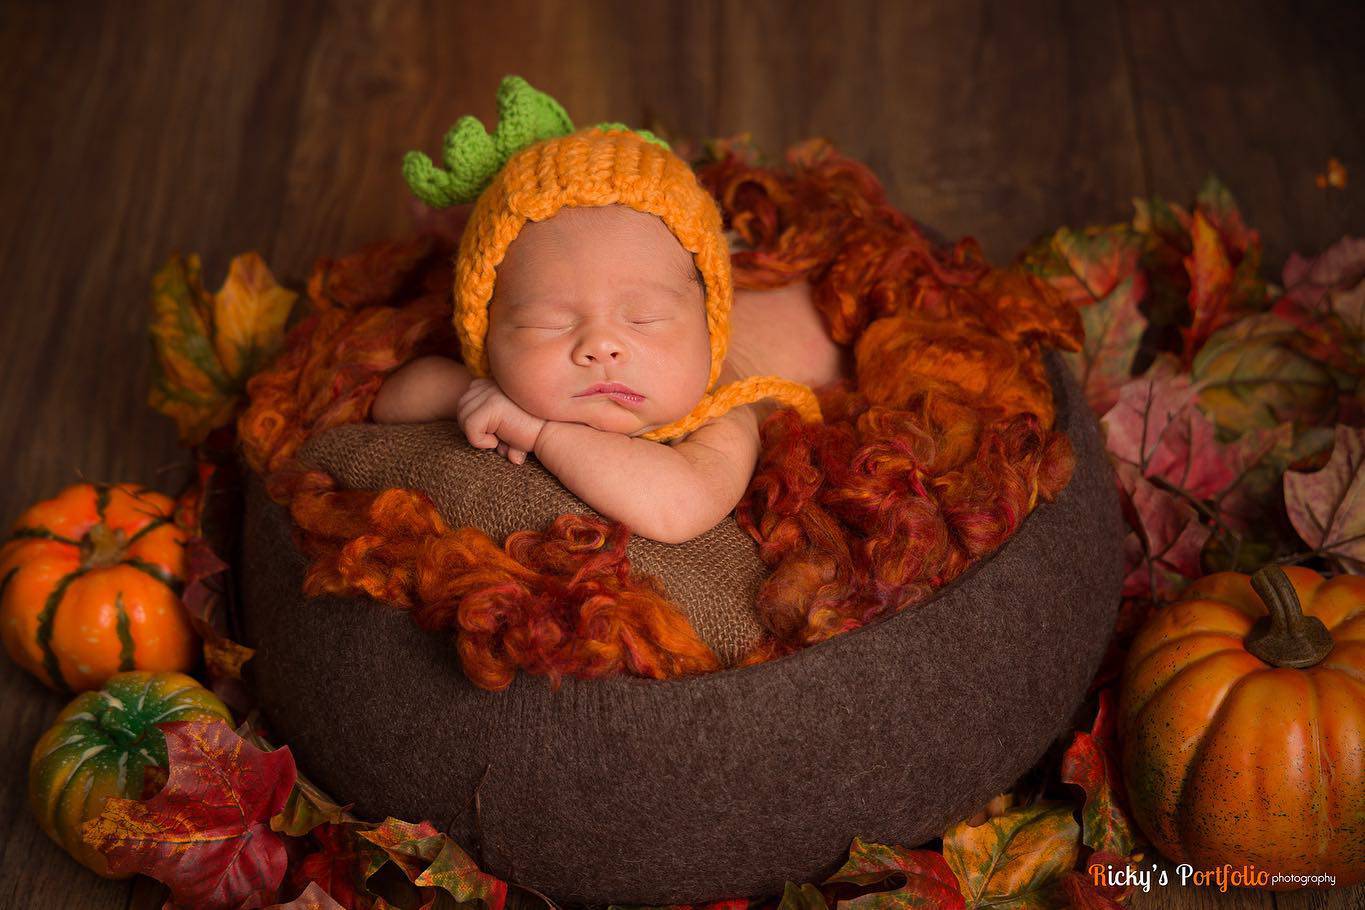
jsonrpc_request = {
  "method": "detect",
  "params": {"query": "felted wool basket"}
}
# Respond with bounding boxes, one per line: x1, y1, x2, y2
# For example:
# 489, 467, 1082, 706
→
236, 345, 1123, 906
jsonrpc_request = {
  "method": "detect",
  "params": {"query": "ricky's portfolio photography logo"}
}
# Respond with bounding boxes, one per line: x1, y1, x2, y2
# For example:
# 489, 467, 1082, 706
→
1090, 860, 1340, 892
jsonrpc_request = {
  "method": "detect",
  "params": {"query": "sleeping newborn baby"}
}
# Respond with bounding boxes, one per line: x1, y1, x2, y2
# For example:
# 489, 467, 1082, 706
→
373, 201, 850, 543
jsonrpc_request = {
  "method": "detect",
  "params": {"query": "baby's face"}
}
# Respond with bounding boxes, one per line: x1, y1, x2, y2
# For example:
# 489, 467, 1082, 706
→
486, 204, 712, 437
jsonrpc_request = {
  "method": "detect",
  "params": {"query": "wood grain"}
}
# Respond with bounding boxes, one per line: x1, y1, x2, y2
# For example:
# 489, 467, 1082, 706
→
0, 1, 1360, 907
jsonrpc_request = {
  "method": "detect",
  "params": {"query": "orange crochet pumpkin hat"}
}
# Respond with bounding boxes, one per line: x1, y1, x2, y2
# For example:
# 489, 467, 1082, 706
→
402, 76, 822, 442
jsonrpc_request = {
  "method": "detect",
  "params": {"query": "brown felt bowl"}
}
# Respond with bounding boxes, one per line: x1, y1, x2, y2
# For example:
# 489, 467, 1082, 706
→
236, 348, 1123, 906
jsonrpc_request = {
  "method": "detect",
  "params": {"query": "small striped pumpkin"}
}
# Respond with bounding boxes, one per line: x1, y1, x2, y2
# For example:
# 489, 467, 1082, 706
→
0, 482, 197, 692
29, 670, 231, 874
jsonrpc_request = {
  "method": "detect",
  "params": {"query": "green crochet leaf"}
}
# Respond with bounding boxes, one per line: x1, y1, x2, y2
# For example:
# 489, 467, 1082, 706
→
402, 75, 572, 208
589, 121, 672, 152
403, 75, 671, 208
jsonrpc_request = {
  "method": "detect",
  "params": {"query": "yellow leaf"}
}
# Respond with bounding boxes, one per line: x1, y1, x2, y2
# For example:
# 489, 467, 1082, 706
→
942, 801, 1079, 909
147, 251, 298, 446
212, 252, 297, 379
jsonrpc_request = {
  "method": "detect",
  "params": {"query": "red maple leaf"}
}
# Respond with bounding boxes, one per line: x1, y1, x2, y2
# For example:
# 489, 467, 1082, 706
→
1060, 688, 1137, 859
83, 719, 298, 910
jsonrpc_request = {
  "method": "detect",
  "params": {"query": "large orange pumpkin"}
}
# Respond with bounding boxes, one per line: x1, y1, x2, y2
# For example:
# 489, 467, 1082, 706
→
0, 482, 197, 692
1117, 564, 1365, 887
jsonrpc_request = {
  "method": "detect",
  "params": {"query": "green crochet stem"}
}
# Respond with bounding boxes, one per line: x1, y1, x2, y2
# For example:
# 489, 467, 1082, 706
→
403, 75, 671, 209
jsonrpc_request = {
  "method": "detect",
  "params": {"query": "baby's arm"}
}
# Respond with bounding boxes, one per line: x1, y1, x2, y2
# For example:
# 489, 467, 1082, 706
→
371, 355, 473, 423
534, 402, 773, 545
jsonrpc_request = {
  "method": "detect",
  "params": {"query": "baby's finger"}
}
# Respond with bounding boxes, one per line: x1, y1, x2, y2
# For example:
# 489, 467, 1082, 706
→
463, 420, 498, 449
496, 442, 509, 457
509, 447, 526, 465
457, 384, 495, 419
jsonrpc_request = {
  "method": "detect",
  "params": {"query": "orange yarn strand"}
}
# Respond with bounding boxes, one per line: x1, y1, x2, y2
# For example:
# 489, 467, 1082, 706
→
237, 137, 1082, 691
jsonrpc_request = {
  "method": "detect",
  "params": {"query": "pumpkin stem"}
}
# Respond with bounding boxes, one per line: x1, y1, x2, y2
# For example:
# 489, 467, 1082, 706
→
1245, 565, 1334, 669
97, 704, 142, 748
82, 523, 127, 569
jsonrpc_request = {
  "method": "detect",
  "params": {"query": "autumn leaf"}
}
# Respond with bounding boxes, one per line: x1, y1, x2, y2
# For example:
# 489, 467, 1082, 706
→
213, 253, 298, 377
412, 832, 509, 910
267, 882, 347, 910
1101, 356, 1235, 499
775, 882, 827, 910
1059, 689, 1137, 858
82, 719, 298, 910
1284, 424, 1365, 574
1102, 356, 1307, 579
232, 718, 356, 839
1273, 235, 1365, 385
1180, 210, 1238, 363
1191, 312, 1342, 439
289, 824, 368, 910
941, 802, 1079, 909
149, 251, 298, 446
358, 818, 508, 910
821, 836, 965, 910
358, 818, 445, 885
1114, 460, 1210, 601
1020, 224, 1150, 415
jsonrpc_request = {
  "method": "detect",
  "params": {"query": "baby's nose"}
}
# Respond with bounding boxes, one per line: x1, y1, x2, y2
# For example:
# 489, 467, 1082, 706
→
575, 334, 628, 364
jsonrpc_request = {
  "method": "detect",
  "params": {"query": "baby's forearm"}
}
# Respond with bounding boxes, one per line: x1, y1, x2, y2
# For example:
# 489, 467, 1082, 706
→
533, 421, 703, 543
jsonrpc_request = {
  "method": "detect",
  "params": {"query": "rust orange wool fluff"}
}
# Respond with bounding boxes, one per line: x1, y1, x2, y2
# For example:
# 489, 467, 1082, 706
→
237, 137, 1083, 691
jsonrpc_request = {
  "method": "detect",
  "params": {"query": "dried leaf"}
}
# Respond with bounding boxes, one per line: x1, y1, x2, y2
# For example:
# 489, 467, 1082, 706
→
1114, 460, 1210, 601
1059, 689, 1136, 858
1191, 312, 1341, 438
821, 836, 965, 910
82, 719, 297, 910
1021, 224, 1150, 416
1180, 210, 1237, 362
1101, 357, 1235, 499
1102, 355, 1308, 577
214, 253, 299, 378
1284, 424, 1365, 573
776, 882, 827, 910
941, 802, 1079, 909
149, 252, 298, 446
233, 718, 356, 838
267, 882, 347, 910
412, 832, 508, 910
358, 818, 444, 885
1275, 235, 1365, 379
290, 824, 368, 910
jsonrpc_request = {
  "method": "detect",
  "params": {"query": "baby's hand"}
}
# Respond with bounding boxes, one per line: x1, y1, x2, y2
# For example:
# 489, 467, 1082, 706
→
456, 378, 545, 464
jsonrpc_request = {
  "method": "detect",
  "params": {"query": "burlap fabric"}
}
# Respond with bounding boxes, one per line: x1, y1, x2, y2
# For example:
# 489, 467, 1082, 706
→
238, 349, 1124, 905
297, 422, 766, 665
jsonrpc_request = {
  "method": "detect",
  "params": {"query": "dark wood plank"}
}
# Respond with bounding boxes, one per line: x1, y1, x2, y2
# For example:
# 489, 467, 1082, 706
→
0, 0, 323, 907
713, 0, 1148, 266
1118, 0, 1365, 272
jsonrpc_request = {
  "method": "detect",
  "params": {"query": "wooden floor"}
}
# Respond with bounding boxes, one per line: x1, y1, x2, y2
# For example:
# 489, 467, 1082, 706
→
1, 1, 1362, 907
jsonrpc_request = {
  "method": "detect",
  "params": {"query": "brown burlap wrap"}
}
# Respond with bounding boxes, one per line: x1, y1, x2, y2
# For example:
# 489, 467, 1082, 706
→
297, 422, 766, 665
237, 349, 1124, 906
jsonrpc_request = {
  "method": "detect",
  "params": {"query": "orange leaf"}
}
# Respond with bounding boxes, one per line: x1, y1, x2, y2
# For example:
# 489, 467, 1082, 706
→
1060, 689, 1137, 857
149, 251, 298, 446
942, 802, 1079, 909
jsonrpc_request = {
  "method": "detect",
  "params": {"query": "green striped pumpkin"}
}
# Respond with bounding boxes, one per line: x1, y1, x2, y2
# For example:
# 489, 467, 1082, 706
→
29, 670, 231, 875
0, 481, 197, 692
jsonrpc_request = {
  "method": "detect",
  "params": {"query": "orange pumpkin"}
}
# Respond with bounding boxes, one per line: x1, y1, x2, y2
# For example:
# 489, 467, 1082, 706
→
1117, 564, 1365, 887
0, 482, 197, 692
